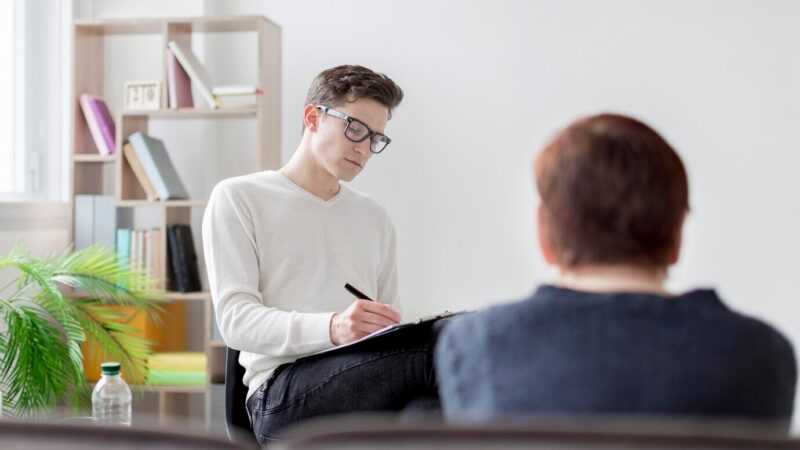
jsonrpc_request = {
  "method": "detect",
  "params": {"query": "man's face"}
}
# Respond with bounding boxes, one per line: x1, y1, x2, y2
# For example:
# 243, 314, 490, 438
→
309, 97, 390, 182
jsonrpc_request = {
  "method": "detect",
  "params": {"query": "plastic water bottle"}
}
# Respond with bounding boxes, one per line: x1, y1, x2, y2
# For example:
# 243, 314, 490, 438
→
92, 362, 132, 426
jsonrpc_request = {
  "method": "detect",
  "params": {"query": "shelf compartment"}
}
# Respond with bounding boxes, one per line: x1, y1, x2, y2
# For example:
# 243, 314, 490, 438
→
167, 291, 212, 302
133, 385, 210, 394
122, 108, 257, 118
73, 154, 117, 163
74, 16, 271, 34
116, 199, 208, 208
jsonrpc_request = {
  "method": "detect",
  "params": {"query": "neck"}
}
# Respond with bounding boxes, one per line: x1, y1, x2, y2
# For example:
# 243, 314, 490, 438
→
280, 142, 341, 201
556, 264, 670, 296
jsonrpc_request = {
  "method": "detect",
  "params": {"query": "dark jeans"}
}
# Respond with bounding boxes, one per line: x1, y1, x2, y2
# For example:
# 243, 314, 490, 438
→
246, 321, 442, 444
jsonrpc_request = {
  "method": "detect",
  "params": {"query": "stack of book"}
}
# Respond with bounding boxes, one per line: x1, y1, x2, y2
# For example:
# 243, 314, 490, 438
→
167, 40, 263, 109
124, 131, 189, 201
147, 352, 207, 386
116, 227, 163, 290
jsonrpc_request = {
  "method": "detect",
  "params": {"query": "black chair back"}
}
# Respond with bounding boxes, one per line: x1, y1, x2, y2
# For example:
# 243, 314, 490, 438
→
225, 347, 257, 446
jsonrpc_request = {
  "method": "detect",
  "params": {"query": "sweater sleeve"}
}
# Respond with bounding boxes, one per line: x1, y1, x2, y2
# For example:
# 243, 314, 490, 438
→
202, 181, 335, 357
377, 215, 400, 314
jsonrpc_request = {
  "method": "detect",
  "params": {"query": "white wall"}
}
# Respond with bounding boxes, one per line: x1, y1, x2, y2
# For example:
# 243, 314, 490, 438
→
74, 0, 800, 429
210, 0, 800, 427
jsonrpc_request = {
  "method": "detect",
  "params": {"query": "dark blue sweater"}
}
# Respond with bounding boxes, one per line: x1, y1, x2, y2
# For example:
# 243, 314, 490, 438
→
436, 285, 796, 423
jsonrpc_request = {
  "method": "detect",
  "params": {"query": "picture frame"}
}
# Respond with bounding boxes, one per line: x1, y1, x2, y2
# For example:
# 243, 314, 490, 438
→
124, 80, 161, 110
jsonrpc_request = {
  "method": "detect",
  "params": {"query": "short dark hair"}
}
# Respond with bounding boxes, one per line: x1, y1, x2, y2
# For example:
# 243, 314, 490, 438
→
534, 113, 689, 269
303, 65, 404, 131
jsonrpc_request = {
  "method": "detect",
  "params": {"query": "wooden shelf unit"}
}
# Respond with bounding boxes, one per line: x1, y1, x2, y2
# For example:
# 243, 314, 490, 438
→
68, 15, 281, 422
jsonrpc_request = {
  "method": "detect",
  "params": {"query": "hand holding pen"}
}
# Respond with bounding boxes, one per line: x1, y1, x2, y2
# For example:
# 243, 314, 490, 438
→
329, 283, 401, 345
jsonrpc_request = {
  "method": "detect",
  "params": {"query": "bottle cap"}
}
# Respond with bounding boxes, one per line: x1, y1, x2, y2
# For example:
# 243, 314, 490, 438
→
101, 362, 121, 376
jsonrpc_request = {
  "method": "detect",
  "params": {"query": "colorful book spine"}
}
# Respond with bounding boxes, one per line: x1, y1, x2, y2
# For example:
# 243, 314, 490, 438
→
123, 143, 159, 201
148, 352, 206, 371
150, 228, 163, 289
166, 48, 194, 109
147, 370, 206, 386
167, 41, 219, 109
116, 228, 131, 291
167, 224, 201, 292
78, 94, 116, 155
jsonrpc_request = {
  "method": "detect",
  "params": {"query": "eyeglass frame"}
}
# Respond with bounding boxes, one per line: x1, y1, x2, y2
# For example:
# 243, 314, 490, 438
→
315, 105, 392, 154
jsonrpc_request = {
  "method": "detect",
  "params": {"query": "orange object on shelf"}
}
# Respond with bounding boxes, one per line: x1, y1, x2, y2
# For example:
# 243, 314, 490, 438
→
82, 302, 186, 383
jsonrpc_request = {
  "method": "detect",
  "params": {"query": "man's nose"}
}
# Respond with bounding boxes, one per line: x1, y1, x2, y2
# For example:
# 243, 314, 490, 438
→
354, 138, 371, 154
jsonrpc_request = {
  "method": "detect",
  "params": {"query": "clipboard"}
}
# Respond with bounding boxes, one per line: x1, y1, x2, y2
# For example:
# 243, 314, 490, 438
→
302, 310, 467, 359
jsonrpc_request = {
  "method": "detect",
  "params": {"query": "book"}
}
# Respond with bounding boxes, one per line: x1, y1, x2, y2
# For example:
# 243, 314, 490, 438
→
73, 195, 117, 251
168, 224, 201, 292
78, 94, 116, 155
215, 94, 258, 109
143, 229, 152, 290
116, 228, 131, 269
166, 48, 194, 109
74, 195, 94, 251
130, 230, 139, 290
123, 143, 158, 201
167, 41, 218, 109
137, 230, 145, 289
116, 228, 131, 291
148, 352, 206, 371
211, 85, 264, 97
126, 132, 189, 200
150, 228, 163, 289
147, 369, 207, 386
94, 195, 117, 250
168, 40, 263, 109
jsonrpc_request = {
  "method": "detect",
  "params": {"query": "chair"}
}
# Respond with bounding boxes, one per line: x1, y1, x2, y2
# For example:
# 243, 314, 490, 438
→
0, 418, 248, 450
225, 347, 257, 446
272, 415, 800, 450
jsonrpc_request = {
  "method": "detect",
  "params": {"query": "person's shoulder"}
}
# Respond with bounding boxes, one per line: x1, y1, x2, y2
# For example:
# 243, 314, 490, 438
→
730, 310, 795, 358
440, 294, 538, 348
210, 171, 284, 201
213, 170, 278, 192
698, 290, 796, 365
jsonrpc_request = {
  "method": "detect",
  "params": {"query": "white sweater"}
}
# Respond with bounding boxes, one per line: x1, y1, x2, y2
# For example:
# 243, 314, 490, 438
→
202, 170, 399, 400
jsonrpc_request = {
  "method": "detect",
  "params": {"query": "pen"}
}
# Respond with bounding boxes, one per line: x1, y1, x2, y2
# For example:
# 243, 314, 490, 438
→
344, 283, 374, 301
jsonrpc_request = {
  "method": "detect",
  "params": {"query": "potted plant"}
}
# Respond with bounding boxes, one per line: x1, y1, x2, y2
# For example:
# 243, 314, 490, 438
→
0, 244, 164, 416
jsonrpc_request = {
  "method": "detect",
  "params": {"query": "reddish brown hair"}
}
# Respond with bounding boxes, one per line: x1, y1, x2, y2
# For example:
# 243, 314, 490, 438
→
534, 113, 689, 268
303, 65, 403, 131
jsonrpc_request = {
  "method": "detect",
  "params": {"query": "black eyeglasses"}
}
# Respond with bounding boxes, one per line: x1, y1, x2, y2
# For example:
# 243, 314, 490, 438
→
316, 105, 392, 154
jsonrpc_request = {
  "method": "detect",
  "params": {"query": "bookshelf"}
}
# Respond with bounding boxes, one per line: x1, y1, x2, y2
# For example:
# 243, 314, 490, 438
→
68, 15, 281, 424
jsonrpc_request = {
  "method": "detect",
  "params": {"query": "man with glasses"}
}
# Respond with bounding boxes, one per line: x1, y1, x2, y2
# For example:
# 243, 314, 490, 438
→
203, 65, 440, 443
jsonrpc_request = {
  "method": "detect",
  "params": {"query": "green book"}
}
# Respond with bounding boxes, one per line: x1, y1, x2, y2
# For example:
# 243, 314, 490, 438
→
147, 369, 206, 386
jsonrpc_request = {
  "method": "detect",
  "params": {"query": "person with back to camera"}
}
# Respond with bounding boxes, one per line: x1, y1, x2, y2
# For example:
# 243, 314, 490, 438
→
435, 113, 797, 428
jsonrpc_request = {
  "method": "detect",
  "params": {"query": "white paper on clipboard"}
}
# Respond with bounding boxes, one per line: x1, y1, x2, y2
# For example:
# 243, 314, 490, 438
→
302, 310, 467, 359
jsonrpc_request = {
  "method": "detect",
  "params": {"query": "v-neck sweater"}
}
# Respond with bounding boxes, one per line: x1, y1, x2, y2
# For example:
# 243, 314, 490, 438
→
202, 170, 399, 400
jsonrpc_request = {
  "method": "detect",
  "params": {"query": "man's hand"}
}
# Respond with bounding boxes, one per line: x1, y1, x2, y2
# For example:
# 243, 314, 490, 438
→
330, 300, 401, 345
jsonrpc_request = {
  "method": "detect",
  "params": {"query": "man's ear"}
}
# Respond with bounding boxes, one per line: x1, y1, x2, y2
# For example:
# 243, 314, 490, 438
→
537, 205, 559, 265
666, 210, 688, 265
303, 104, 320, 132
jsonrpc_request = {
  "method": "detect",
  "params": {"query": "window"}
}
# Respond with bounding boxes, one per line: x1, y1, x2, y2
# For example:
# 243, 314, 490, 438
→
0, 0, 67, 201
0, 0, 14, 193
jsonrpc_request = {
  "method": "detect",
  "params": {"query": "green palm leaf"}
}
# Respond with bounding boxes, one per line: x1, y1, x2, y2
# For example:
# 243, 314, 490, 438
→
0, 244, 165, 416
